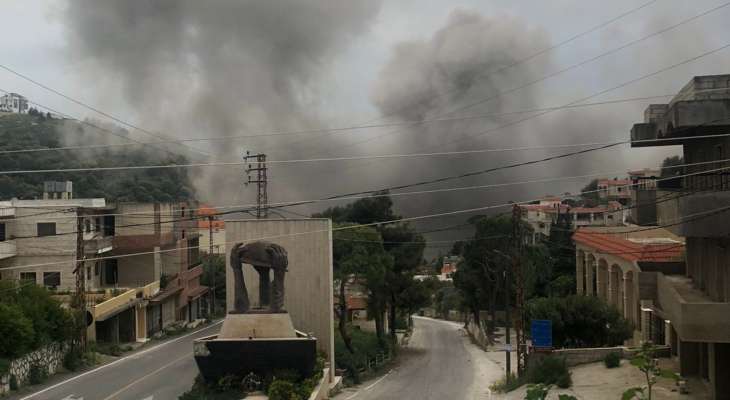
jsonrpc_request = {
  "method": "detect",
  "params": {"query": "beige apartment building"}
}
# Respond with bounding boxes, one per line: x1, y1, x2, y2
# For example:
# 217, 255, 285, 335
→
0, 183, 210, 344
629, 74, 730, 399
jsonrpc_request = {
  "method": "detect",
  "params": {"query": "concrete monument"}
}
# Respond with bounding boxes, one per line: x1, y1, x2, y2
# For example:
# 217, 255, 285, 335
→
193, 241, 317, 382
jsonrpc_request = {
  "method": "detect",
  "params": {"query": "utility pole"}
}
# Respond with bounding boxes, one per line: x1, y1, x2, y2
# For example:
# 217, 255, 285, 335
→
244, 151, 268, 219
504, 252, 512, 383
511, 204, 526, 377
208, 215, 215, 315
73, 213, 87, 352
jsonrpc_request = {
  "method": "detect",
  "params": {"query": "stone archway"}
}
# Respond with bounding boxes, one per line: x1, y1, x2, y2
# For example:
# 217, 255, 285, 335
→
597, 259, 609, 301
609, 264, 622, 311
577, 250, 586, 295
624, 270, 635, 324
586, 253, 597, 296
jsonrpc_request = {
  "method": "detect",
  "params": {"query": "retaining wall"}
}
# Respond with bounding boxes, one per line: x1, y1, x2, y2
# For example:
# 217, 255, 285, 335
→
0, 342, 67, 395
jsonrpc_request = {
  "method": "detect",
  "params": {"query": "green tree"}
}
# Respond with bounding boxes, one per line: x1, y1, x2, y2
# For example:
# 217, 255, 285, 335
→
316, 192, 426, 345
333, 224, 392, 351
0, 303, 35, 358
453, 214, 512, 332
526, 295, 632, 348
201, 254, 226, 315
0, 115, 195, 201
623, 342, 678, 400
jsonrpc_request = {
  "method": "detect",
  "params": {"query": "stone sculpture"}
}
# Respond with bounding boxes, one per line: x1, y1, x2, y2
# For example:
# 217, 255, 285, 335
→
229, 241, 288, 313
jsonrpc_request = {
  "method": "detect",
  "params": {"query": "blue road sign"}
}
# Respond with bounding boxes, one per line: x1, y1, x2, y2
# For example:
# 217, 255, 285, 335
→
531, 319, 552, 349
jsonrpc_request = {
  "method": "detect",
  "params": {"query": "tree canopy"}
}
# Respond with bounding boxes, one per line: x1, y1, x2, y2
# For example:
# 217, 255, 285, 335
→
0, 114, 195, 201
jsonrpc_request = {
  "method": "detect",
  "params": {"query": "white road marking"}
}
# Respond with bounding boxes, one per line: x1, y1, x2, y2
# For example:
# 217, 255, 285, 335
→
344, 392, 360, 400
364, 369, 393, 391
140, 396, 154, 400
60, 395, 82, 400
21, 321, 222, 400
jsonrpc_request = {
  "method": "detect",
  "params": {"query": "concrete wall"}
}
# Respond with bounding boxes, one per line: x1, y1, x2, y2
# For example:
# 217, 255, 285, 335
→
117, 254, 157, 287
225, 219, 334, 379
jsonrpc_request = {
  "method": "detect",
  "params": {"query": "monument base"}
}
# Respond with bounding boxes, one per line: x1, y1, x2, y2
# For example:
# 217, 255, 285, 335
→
194, 312, 317, 382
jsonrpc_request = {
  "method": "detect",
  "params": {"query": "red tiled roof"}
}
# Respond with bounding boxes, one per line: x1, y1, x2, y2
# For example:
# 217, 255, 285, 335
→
347, 297, 368, 310
573, 229, 684, 262
598, 179, 630, 186
521, 204, 608, 214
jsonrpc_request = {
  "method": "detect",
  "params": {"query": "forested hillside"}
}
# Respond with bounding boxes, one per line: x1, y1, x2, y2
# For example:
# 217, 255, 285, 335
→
0, 113, 196, 201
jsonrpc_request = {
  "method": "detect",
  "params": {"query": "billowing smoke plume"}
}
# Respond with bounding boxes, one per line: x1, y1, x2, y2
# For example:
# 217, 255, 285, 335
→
365, 10, 561, 224
62, 0, 382, 205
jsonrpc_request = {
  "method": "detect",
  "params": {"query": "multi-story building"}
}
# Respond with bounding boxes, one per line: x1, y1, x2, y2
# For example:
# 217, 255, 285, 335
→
0, 92, 28, 114
0, 183, 209, 344
629, 74, 730, 399
597, 178, 631, 204
574, 227, 685, 344
520, 197, 625, 244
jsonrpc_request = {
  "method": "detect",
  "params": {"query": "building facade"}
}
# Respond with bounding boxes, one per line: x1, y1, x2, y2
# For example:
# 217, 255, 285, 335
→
629, 74, 730, 399
521, 198, 625, 244
0, 184, 209, 344
0, 93, 28, 114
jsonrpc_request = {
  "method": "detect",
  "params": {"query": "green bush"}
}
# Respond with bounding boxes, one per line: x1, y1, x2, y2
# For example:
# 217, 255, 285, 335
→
0, 303, 35, 358
0, 358, 10, 376
9, 374, 18, 390
526, 295, 632, 348
527, 356, 571, 388
267, 380, 299, 400
28, 363, 48, 385
63, 348, 83, 372
604, 352, 621, 368
334, 327, 391, 383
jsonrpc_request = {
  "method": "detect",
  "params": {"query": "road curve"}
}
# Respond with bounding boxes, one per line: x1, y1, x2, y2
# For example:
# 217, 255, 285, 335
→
335, 316, 479, 400
16, 321, 222, 400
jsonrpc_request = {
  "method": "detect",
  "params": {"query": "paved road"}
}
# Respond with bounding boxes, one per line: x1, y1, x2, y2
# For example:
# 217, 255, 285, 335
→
335, 316, 489, 400
18, 321, 222, 400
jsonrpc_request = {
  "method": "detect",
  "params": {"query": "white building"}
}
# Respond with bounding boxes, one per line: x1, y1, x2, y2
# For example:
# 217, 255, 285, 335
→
0, 93, 29, 114
520, 197, 626, 244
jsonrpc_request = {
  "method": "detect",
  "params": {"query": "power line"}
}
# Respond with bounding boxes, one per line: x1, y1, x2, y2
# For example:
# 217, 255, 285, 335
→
0, 88, 190, 160
7, 130, 730, 172
2, 164, 728, 267
268, 0, 661, 154
0, 93, 685, 156
2, 156, 726, 232
304, 2, 730, 156
0, 67, 210, 158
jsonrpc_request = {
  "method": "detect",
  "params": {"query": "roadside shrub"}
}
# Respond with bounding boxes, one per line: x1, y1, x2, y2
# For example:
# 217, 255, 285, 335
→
527, 355, 571, 388
9, 374, 18, 390
604, 352, 621, 368
526, 295, 632, 348
28, 363, 48, 385
267, 380, 298, 400
489, 372, 521, 393
0, 358, 10, 376
334, 327, 391, 383
63, 348, 83, 371
0, 303, 35, 358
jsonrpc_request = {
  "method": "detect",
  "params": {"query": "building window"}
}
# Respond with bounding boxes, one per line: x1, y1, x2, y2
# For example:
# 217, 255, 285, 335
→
104, 260, 118, 285
86, 266, 91, 279
85, 219, 91, 233
181, 206, 186, 217
20, 272, 36, 283
43, 272, 60, 289
95, 217, 101, 232
0, 223, 5, 241
94, 262, 100, 276
37, 222, 56, 237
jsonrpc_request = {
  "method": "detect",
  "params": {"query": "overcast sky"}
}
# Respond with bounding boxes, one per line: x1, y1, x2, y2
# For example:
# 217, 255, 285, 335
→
3, 0, 730, 247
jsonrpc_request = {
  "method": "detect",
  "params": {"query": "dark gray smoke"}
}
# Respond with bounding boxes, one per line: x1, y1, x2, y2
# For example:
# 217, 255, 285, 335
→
62, 0, 382, 205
